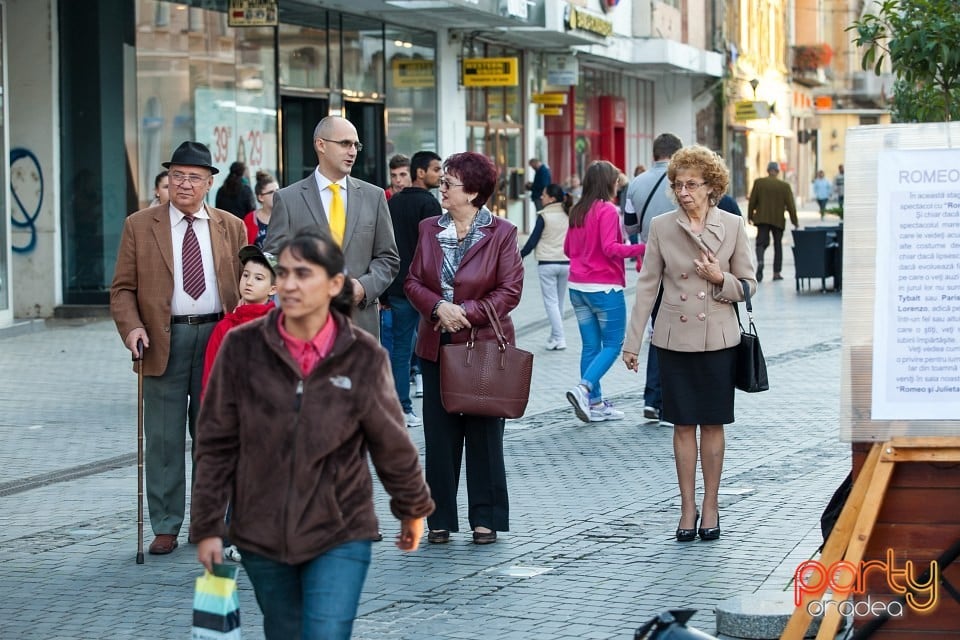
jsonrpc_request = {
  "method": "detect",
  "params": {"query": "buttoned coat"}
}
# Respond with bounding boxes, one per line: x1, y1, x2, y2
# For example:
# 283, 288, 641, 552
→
110, 204, 246, 376
404, 215, 524, 363
263, 174, 400, 338
747, 175, 798, 228
624, 207, 757, 355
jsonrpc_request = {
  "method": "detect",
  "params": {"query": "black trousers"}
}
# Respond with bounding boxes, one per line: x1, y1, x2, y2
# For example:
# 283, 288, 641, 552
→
420, 356, 509, 532
755, 223, 785, 273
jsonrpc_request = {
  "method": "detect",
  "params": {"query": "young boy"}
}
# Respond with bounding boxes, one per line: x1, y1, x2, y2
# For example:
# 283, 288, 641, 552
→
201, 245, 278, 394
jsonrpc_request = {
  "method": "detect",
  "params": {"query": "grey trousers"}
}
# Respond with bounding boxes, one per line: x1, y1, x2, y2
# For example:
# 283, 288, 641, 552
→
143, 322, 214, 536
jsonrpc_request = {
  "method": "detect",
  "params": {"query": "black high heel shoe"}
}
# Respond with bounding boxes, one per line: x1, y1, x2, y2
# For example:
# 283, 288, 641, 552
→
676, 511, 699, 542
698, 512, 721, 541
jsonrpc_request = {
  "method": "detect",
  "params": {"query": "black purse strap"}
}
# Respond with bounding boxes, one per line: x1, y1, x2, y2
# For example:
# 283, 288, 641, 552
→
637, 172, 668, 233
733, 279, 755, 332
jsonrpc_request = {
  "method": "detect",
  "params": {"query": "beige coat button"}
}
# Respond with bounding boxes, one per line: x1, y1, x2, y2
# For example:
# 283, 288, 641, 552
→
680, 294, 688, 301
697, 313, 706, 321
680, 315, 688, 322
697, 291, 706, 300
680, 272, 688, 279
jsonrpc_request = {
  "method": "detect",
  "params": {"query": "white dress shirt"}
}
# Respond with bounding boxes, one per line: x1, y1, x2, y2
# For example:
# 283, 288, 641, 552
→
313, 169, 349, 220
169, 205, 222, 315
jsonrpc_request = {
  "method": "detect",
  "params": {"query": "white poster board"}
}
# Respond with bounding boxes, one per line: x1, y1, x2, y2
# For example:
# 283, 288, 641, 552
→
872, 149, 960, 419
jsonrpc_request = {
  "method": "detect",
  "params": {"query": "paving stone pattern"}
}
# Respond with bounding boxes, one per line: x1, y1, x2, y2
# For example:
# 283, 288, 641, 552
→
0, 207, 851, 639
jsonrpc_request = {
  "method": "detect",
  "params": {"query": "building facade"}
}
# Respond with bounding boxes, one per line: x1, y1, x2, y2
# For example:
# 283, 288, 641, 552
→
1, 0, 722, 326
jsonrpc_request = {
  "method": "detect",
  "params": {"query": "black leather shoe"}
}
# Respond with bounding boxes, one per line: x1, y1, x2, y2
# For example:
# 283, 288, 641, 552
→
427, 530, 450, 544
676, 511, 698, 542
698, 513, 721, 541
472, 529, 497, 545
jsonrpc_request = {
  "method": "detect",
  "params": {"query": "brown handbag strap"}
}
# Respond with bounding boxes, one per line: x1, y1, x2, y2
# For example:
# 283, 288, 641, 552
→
479, 299, 508, 346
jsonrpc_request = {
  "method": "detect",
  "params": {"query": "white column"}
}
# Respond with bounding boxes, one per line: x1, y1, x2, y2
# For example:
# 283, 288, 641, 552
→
435, 28, 467, 159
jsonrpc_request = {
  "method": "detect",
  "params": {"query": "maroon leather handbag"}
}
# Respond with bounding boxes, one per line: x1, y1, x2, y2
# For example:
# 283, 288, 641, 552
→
439, 299, 533, 419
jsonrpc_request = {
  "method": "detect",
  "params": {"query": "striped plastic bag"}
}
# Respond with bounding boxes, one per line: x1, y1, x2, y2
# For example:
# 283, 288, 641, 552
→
191, 563, 241, 639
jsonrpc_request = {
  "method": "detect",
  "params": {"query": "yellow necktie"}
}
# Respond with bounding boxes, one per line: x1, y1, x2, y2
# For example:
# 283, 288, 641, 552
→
327, 183, 345, 246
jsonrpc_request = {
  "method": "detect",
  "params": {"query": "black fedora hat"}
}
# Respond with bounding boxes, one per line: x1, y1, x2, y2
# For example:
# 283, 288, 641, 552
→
162, 141, 219, 174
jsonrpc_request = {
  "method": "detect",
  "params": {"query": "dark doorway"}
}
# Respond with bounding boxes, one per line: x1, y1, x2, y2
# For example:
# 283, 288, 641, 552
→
280, 95, 328, 185
344, 101, 385, 188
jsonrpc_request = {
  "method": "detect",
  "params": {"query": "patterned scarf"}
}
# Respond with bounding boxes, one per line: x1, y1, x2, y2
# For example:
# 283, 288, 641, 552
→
437, 207, 493, 302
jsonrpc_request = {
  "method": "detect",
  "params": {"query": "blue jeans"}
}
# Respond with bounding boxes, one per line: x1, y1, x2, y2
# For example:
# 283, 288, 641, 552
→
569, 288, 627, 404
241, 541, 372, 640
388, 296, 419, 413
379, 307, 393, 352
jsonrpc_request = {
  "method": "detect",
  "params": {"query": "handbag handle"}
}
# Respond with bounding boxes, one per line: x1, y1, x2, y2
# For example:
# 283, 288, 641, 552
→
478, 299, 509, 349
734, 279, 756, 330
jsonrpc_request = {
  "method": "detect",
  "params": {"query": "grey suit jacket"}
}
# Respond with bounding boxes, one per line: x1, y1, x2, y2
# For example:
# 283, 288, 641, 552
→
624, 207, 757, 354
263, 173, 400, 338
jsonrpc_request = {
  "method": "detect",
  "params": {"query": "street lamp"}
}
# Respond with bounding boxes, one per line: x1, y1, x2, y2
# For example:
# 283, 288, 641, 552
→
749, 78, 760, 99
635, 609, 718, 640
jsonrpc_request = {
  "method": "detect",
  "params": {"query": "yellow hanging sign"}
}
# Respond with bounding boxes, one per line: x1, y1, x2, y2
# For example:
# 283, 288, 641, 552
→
462, 58, 519, 87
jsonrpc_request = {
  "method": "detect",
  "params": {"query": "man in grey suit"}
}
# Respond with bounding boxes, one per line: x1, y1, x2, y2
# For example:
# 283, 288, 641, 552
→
264, 116, 399, 338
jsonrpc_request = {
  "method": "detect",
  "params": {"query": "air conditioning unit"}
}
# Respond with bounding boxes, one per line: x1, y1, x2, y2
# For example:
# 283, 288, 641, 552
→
851, 71, 894, 98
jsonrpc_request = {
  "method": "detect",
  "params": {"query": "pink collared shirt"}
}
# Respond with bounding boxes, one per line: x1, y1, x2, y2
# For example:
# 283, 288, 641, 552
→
277, 311, 338, 376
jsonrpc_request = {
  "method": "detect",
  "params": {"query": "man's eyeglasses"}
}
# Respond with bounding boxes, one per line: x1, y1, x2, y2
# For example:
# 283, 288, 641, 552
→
169, 171, 209, 186
439, 178, 464, 189
260, 190, 277, 196
319, 138, 363, 152
672, 181, 706, 193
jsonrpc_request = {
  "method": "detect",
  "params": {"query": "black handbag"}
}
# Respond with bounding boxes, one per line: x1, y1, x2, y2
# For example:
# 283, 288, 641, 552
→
734, 279, 769, 393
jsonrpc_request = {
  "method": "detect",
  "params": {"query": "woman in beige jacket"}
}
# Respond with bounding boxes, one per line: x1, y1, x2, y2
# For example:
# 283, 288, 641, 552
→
622, 145, 756, 543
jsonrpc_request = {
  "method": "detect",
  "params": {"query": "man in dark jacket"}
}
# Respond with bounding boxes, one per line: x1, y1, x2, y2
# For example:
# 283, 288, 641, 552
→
527, 158, 551, 211
386, 151, 442, 427
748, 161, 798, 282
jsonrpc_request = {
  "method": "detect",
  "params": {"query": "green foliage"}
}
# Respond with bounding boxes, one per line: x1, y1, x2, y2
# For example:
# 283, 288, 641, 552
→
849, 0, 960, 122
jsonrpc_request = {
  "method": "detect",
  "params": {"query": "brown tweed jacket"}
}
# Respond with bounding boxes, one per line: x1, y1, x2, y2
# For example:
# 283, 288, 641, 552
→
110, 204, 246, 376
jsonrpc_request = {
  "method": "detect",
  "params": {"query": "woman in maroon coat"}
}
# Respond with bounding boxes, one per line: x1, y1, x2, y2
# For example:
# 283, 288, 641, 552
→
405, 152, 524, 545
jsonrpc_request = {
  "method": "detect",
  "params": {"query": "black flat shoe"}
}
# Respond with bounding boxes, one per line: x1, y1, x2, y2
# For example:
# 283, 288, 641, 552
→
698, 513, 721, 541
472, 529, 497, 545
676, 511, 699, 542
427, 530, 450, 544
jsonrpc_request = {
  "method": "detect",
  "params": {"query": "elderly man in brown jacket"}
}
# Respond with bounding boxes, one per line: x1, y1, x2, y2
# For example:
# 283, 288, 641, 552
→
110, 141, 246, 555
747, 161, 798, 282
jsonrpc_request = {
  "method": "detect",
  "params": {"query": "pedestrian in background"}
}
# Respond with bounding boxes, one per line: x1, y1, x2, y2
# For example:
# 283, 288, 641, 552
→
812, 169, 832, 219
622, 145, 756, 543
243, 171, 279, 247
623, 133, 683, 425
405, 151, 523, 546
385, 153, 411, 201
264, 115, 399, 340
520, 183, 571, 351
834, 164, 845, 212
386, 150, 443, 428
564, 161, 645, 424
192, 229, 433, 640
215, 161, 256, 219
526, 157, 551, 211
564, 174, 582, 204
747, 160, 798, 282
110, 141, 246, 555
150, 170, 169, 206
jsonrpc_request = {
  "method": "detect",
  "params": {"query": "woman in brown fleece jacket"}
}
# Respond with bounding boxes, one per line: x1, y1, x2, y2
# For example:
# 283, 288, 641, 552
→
191, 229, 434, 640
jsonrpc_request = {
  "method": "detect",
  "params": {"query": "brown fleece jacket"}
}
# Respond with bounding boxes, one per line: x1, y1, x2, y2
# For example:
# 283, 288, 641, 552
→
190, 307, 433, 564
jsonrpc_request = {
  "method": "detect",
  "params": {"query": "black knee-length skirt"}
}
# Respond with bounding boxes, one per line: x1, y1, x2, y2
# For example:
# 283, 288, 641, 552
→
657, 346, 737, 425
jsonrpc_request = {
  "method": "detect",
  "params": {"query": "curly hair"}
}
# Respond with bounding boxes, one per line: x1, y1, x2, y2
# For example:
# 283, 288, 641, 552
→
443, 152, 498, 208
666, 145, 729, 206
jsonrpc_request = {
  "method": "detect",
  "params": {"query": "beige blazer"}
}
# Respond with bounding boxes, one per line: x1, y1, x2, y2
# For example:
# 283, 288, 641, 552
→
263, 174, 399, 338
624, 207, 757, 354
110, 204, 246, 376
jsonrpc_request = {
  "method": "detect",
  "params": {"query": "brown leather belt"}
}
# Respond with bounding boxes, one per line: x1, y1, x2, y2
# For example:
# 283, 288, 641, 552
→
171, 312, 223, 325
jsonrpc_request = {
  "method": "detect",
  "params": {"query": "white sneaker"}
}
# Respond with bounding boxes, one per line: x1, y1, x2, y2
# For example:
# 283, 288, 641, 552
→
643, 406, 660, 422
545, 338, 567, 351
590, 401, 625, 422
404, 410, 423, 427
659, 419, 674, 427
223, 545, 242, 562
413, 374, 423, 398
565, 385, 591, 423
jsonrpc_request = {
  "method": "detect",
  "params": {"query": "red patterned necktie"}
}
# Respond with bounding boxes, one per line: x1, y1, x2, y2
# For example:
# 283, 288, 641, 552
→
182, 216, 206, 299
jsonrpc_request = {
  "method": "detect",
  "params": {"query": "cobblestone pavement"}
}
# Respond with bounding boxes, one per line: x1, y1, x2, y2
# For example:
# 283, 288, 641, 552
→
0, 207, 849, 639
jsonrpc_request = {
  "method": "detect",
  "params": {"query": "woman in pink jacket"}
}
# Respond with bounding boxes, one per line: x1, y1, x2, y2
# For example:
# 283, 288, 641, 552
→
564, 161, 645, 423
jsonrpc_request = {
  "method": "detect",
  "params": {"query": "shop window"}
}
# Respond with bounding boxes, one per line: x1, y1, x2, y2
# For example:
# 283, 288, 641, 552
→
384, 27, 437, 156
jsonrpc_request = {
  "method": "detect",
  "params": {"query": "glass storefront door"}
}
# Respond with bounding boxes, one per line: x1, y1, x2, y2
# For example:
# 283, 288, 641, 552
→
467, 122, 524, 228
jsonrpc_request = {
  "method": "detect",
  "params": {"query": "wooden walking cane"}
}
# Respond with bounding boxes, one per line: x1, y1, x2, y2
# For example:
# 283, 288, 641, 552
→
135, 339, 145, 565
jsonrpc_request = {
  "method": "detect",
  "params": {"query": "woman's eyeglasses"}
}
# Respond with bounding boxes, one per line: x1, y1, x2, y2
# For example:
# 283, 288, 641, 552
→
672, 181, 706, 193
439, 178, 464, 189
